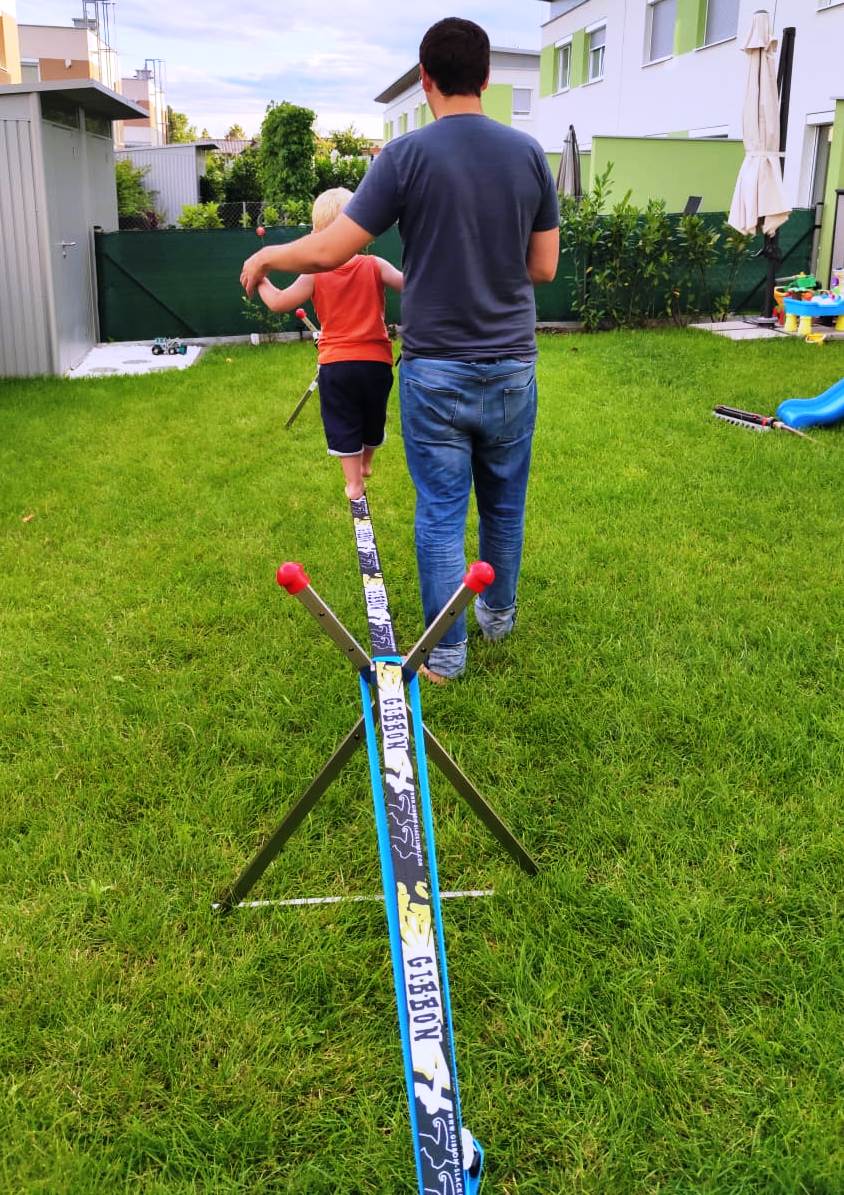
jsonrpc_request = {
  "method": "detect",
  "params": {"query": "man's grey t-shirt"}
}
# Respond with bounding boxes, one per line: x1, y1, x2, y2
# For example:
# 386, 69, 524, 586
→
345, 114, 559, 361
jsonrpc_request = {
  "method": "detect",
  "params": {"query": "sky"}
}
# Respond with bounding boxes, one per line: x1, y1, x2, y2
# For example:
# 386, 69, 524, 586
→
17, 1, 546, 138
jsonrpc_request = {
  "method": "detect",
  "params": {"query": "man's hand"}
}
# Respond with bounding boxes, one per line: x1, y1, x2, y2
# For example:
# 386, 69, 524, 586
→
240, 249, 268, 297
239, 215, 374, 295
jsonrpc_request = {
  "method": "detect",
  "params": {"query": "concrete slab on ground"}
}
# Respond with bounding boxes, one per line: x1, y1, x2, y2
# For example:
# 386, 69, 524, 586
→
67, 342, 203, 379
690, 320, 783, 341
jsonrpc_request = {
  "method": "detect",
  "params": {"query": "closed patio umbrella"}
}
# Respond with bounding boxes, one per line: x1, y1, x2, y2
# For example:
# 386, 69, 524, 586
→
557, 124, 582, 198
728, 11, 790, 237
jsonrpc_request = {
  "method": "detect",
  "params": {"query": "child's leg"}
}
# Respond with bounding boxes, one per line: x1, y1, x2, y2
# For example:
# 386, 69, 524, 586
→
340, 453, 365, 500
360, 363, 393, 481
318, 363, 366, 499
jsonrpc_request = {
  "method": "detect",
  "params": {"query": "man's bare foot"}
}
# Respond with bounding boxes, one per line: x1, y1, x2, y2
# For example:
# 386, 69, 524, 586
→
345, 482, 365, 500
418, 663, 449, 685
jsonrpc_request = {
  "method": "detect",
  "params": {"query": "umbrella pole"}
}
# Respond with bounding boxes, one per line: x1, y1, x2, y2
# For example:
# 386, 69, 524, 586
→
761, 26, 796, 318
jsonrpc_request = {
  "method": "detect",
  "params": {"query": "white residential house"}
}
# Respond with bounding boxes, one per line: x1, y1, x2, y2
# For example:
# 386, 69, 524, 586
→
377, 47, 541, 144
536, 0, 844, 277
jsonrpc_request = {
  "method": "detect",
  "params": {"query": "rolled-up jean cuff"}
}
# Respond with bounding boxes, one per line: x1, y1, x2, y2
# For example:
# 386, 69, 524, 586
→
425, 640, 468, 679
475, 596, 516, 641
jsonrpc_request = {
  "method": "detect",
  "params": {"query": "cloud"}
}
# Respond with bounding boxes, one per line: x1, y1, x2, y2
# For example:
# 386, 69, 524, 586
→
17, 0, 542, 136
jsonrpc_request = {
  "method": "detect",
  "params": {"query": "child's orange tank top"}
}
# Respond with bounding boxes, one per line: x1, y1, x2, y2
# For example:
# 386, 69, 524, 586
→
312, 255, 393, 367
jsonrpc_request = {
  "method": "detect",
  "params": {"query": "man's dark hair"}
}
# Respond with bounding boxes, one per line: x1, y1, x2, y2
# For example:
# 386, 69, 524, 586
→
419, 18, 490, 97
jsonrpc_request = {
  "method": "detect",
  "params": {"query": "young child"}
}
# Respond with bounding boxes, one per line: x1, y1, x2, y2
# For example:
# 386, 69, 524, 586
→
257, 188, 403, 500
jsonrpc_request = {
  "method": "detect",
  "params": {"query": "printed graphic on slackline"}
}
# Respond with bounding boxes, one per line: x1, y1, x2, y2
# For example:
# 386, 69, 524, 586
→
351, 494, 469, 1192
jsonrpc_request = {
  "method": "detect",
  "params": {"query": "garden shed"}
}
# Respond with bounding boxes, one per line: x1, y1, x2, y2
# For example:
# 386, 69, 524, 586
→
0, 78, 144, 377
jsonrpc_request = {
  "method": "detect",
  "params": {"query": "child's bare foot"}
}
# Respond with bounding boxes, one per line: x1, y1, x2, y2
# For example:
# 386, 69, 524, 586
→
362, 463, 373, 478
418, 663, 449, 685
345, 481, 365, 501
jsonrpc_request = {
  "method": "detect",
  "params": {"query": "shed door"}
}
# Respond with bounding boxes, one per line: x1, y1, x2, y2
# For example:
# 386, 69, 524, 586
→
42, 120, 95, 372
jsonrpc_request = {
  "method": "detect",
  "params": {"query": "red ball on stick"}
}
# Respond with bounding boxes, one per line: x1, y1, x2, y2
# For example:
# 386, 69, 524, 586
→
256, 225, 266, 237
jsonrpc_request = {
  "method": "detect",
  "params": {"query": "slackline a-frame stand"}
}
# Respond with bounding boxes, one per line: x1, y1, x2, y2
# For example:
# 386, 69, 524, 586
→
214, 493, 538, 1195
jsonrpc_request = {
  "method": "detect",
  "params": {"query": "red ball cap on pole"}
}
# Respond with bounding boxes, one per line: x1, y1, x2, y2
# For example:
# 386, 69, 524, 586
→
256, 225, 266, 237
463, 561, 495, 593
277, 562, 310, 594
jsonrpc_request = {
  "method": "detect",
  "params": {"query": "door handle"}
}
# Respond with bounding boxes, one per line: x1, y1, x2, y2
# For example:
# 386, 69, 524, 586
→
59, 240, 78, 257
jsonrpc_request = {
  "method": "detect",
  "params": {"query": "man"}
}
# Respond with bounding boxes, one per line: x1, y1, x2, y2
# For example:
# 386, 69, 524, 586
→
241, 18, 559, 680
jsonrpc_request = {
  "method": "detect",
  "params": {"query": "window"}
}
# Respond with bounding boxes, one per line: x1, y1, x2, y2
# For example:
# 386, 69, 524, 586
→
555, 40, 572, 90
647, 0, 676, 62
86, 113, 112, 139
513, 88, 532, 117
703, 0, 739, 46
588, 25, 606, 81
810, 125, 833, 207
41, 95, 80, 129
398, 113, 408, 135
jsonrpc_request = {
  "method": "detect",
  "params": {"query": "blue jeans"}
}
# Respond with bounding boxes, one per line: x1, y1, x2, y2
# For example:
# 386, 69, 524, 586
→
399, 356, 538, 678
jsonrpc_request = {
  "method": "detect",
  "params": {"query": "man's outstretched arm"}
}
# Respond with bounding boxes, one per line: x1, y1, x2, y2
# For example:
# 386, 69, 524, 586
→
240, 214, 374, 295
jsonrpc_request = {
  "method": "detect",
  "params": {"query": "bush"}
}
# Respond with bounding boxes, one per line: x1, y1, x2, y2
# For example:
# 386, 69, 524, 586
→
224, 146, 262, 203
241, 294, 295, 335
280, 198, 311, 225
199, 151, 226, 203
559, 165, 754, 330
115, 159, 152, 217
314, 155, 367, 195
178, 202, 224, 230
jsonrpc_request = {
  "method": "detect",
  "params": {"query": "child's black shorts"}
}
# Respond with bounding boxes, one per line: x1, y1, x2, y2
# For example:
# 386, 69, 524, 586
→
318, 361, 393, 456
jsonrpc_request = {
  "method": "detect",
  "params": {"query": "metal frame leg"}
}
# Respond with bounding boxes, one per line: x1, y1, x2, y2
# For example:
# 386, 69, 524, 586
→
214, 708, 374, 913
285, 371, 319, 430
215, 562, 538, 912
421, 724, 538, 876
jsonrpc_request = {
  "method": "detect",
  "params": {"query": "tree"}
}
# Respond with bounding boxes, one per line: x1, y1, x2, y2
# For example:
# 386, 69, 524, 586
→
258, 101, 316, 207
223, 145, 262, 203
200, 127, 212, 139
225, 123, 247, 140
329, 124, 369, 157
167, 105, 197, 144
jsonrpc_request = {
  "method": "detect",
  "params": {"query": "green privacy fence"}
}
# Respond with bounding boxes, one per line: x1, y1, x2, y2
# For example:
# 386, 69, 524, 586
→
95, 211, 814, 342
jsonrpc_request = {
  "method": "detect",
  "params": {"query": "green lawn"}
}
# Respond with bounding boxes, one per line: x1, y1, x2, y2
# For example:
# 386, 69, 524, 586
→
2, 331, 843, 1194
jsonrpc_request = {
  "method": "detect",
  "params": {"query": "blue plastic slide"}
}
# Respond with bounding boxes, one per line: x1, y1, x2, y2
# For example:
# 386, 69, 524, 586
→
776, 377, 844, 430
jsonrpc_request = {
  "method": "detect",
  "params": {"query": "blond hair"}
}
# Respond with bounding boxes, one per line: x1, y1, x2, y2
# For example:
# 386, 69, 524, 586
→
312, 187, 354, 231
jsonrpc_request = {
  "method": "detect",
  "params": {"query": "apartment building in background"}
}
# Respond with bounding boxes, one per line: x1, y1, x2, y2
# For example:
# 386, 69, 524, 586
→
19, 14, 118, 92
18, 11, 170, 151
536, 0, 844, 277
121, 61, 166, 147
377, 47, 541, 144
0, 0, 21, 84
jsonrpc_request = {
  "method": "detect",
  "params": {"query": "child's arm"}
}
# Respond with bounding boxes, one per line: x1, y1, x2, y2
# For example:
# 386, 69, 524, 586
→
375, 257, 403, 292
257, 273, 315, 312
